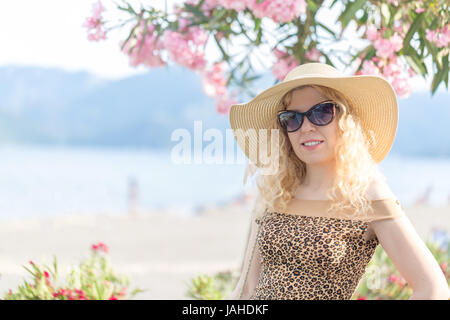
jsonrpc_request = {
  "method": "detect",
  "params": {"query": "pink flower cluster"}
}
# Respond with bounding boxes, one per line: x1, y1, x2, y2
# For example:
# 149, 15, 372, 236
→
83, 0, 107, 41
304, 48, 321, 62
271, 48, 299, 81
425, 25, 450, 48
388, 273, 407, 287
248, 0, 307, 23
358, 25, 413, 98
92, 242, 108, 254
53, 288, 89, 300
121, 21, 166, 68
201, 62, 238, 114
186, 0, 307, 23
163, 27, 208, 70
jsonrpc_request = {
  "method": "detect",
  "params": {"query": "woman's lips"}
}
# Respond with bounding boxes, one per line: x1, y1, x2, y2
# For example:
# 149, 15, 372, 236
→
301, 140, 324, 150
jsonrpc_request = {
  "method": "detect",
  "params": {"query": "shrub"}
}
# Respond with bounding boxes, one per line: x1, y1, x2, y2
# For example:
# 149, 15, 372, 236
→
2, 242, 145, 300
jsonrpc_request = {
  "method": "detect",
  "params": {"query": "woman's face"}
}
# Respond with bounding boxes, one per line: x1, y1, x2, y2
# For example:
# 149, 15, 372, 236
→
285, 87, 340, 166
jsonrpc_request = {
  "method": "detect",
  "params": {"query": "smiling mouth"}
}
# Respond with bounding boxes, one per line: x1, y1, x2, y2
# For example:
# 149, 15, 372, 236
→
301, 140, 324, 146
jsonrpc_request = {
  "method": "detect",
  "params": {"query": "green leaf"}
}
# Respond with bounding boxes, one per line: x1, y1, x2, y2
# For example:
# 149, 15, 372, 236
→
350, 45, 371, 63
339, 0, 367, 33
402, 13, 425, 54
184, 3, 208, 22
330, 0, 340, 8
210, 8, 227, 25
404, 54, 427, 76
120, 21, 140, 51
393, 8, 402, 21
430, 53, 448, 94
321, 52, 334, 67
317, 22, 337, 40
254, 18, 261, 32
138, 19, 149, 55
307, 0, 318, 12
381, 3, 391, 26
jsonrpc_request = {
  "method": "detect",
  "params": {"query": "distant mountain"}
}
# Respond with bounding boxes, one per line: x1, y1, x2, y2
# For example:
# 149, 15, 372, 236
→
0, 65, 448, 156
0, 65, 229, 148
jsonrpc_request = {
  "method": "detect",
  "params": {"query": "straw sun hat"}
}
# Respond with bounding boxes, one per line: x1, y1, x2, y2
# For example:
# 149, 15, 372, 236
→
229, 62, 399, 169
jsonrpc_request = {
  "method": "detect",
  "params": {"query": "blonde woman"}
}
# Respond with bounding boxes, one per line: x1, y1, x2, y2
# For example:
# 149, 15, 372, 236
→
226, 63, 450, 300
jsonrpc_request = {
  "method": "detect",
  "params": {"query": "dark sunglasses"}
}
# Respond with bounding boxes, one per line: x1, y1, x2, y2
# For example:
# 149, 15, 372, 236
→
277, 101, 339, 133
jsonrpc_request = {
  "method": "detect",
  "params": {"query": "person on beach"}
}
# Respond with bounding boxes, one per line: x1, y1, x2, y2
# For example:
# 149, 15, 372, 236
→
226, 63, 450, 300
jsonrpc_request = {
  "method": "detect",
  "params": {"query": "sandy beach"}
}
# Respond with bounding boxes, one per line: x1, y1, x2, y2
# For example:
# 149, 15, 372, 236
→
0, 203, 448, 299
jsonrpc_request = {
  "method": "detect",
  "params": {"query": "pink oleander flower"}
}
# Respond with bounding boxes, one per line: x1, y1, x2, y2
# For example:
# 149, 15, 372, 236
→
215, 93, 238, 114
305, 48, 321, 61
248, 0, 307, 23
408, 67, 416, 78
392, 76, 412, 98
43, 270, 50, 279
440, 261, 448, 274
425, 25, 450, 48
415, 8, 425, 13
365, 25, 379, 42
382, 57, 403, 78
201, 62, 228, 96
373, 33, 403, 59
360, 59, 381, 75
387, 0, 398, 6
388, 273, 407, 287
91, 242, 109, 254
163, 30, 207, 71
217, 0, 247, 11
272, 48, 298, 81
121, 21, 166, 69
84, 0, 107, 42
185, 0, 217, 17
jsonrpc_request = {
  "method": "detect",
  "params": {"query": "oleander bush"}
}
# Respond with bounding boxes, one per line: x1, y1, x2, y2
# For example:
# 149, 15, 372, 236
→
2, 242, 145, 300
187, 229, 450, 300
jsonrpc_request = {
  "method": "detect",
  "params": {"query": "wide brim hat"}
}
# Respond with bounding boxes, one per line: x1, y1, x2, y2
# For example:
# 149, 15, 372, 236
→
229, 62, 398, 168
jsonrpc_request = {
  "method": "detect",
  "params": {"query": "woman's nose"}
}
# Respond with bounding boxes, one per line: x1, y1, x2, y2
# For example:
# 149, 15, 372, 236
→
300, 115, 316, 132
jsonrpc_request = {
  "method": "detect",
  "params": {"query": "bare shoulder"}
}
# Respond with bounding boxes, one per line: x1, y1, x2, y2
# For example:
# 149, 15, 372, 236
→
366, 175, 396, 201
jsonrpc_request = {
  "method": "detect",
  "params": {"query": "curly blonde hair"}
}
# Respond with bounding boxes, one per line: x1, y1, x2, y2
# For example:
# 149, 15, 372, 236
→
252, 84, 381, 221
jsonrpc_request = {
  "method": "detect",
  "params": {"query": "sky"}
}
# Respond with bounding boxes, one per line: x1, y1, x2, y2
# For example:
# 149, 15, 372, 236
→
0, 0, 444, 93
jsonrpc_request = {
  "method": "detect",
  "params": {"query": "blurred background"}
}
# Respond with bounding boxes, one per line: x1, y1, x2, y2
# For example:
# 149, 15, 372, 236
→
0, 0, 448, 300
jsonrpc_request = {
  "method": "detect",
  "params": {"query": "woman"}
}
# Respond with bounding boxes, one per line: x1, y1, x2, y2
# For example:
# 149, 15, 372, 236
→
226, 63, 450, 300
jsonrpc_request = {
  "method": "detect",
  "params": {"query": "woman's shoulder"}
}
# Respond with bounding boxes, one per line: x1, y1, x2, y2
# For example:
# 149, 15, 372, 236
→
366, 175, 395, 201
366, 176, 405, 221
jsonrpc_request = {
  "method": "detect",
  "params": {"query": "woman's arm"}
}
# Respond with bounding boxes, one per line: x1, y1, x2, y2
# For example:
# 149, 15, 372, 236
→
370, 215, 450, 299
225, 210, 262, 300
368, 177, 450, 299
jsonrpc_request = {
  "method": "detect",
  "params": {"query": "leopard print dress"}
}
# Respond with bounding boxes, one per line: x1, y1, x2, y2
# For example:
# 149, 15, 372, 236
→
244, 198, 406, 300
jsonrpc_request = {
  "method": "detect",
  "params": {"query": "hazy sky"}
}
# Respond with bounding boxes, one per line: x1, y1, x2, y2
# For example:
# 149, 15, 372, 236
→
0, 0, 443, 93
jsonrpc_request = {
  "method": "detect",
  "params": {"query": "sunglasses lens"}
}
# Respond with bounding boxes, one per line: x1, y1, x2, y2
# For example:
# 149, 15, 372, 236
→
310, 103, 334, 125
279, 112, 302, 132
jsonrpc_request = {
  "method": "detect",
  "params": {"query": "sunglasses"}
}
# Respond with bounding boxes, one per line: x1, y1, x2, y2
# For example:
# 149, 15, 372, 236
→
277, 101, 339, 133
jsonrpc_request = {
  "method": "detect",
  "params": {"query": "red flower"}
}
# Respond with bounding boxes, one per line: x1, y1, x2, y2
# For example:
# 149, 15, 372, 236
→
117, 286, 127, 297
388, 274, 406, 287
44, 271, 50, 279
91, 242, 108, 254
109, 294, 118, 300
357, 296, 367, 300
440, 262, 448, 274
